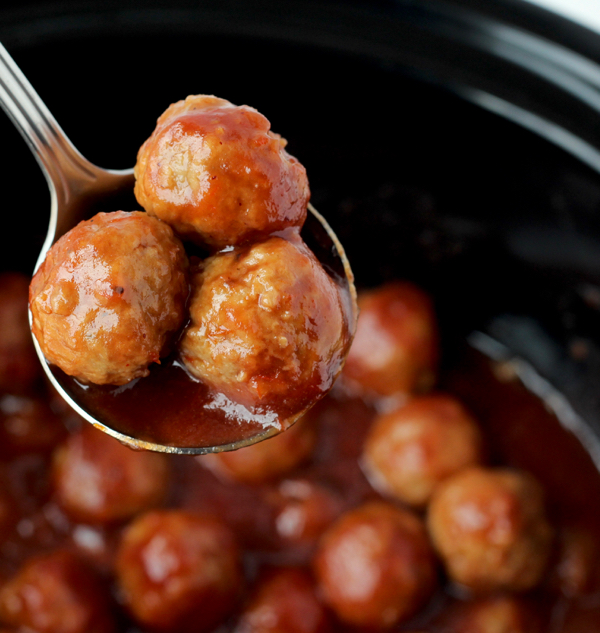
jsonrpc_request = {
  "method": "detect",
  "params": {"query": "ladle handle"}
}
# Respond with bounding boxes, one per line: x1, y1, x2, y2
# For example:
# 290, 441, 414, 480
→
0, 42, 96, 198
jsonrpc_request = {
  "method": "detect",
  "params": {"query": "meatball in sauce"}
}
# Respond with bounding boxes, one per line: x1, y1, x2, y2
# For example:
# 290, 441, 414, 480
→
116, 510, 242, 632
343, 281, 438, 400
427, 467, 554, 593
362, 394, 483, 507
180, 234, 352, 418
30, 211, 188, 386
314, 501, 437, 628
134, 95, 309, 249
52, 425, 170, 524
0, 550, 115, 633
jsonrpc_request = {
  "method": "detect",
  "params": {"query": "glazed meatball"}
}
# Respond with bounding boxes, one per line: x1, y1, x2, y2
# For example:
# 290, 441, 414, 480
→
200, 412, 317, 484
0, 272, 41, 394
314, 501, 437, 628
52, 425, 170, 524
362, 394, 483, 507
427, 467, 553, 593
116, 510, 242, 632
271, 478, 344, 546
180, 234, 351, 414
134, 94, 309, 249
0, 393, 65, 455
343, 281, 438, 398
551, 524, 600, 597
235, 568, 330, 633
29, 211, 188, 386
436, 596, 542, 633
0, 550, 115, 633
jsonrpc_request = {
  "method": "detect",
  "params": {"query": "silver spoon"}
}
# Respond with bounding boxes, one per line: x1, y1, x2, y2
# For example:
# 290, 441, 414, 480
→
0, 42, 357, 455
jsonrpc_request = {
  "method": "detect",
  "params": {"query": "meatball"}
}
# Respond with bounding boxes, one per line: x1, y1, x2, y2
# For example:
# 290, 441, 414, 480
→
314, 501, 437, 628
427, 467, 553, 593
0, 550, 115, 633
180, 234, 351, 414
551, 523, 600, 597
134, 94, 309, 249
271, 478, 344, 546
361, 394, 483, 507
436, 596, 542, 633
0, 393, 65, 456
116, 510, 242, 631
343, 281, 438, 398
52, 425, 170, 524
29, 211, 188, 386
200, 412, 317, 484
235, 568, 329, 633
0, 272, 41, 394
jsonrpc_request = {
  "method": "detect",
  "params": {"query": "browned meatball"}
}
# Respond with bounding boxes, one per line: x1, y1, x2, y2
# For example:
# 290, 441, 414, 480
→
436, 596, 542, 633
0, 393, 65, 456
180, 234, 352, 414
313, 501, 437, 628
29, 211, 188, 386
134, 95, 309, 249
362, 394, 483, 507
0, 272, 41, 394
343, 281, 438, 398
200, 412, 317, 484
551, 523, 600, 597
0, 550, 115, 633
116, 510, 242, 632
234, 567, 330, 633
427, 467, 553, 593
271, 478, 344, 546
52, 425, 170, 524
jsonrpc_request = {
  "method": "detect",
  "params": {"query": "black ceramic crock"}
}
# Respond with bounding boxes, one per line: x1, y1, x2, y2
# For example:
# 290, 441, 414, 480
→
2, 0, 600, 462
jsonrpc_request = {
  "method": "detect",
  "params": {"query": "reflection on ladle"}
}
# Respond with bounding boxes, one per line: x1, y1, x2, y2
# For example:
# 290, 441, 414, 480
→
0, 42, 357, 454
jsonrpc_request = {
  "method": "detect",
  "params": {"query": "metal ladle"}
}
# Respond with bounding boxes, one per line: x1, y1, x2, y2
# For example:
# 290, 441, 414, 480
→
0, 42, 357, 454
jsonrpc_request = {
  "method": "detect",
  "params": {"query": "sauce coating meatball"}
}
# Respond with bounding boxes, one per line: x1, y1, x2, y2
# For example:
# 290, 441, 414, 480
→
314, 501, 437, 628
343, 282, 438, 398
29, 211, 188, 386
180, 234, 351, 415
134, 95, 309, 249
235, 567, 330, 633
271, 478, 344, 546
0, 272, 41, 394
551, 523, 600, 597
361, 394, 483, 507
0, 550, 115, 633
200, 412, 317, 484
52, 425, 170, 524
0, 393, 65, 455
427, 467, 553, 593
116, 510, 242, 632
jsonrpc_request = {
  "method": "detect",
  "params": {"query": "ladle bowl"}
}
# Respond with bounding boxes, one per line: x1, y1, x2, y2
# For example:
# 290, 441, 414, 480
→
0, 41, 357, 454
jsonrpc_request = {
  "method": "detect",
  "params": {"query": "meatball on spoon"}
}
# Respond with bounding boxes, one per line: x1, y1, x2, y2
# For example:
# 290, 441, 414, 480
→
0, 42, 357, 454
